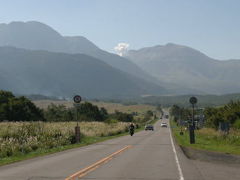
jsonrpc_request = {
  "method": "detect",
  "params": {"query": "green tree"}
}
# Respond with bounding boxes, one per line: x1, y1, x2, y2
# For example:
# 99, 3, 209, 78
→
0, 90, 44, 121
78, 102, 106, 122
204, 101, 240, 129
44, 104, 74, 122
112, 111, 133, 122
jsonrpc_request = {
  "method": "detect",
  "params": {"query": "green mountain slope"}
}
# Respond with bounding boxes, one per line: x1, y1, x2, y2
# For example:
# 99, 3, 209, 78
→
0, 47, 166, 98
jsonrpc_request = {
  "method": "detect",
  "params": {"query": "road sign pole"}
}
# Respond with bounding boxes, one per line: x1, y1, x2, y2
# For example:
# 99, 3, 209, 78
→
73, 95, 82, 143
75, 125, 80, 143
76, 106, 79, 126
74, 106, 80, 143
189, 124, 195, 144
189, 104, 195, 144
189, 97, 197, 144
192, 104, 195, 129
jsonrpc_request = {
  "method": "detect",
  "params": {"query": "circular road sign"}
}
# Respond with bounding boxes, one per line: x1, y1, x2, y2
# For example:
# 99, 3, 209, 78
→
189, 96, 198, 105
73, 95, 82, 103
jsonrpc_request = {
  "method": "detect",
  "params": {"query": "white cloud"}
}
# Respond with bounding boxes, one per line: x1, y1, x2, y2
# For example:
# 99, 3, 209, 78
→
114, 43, 129, 56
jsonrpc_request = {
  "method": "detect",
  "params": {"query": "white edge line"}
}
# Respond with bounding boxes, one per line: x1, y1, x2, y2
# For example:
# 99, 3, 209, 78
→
169, 125, 185, 180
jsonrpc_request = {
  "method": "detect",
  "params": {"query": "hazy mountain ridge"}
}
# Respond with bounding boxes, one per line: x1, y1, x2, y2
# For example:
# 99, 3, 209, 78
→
65, 36, 100, 54
0, 21, 68, 52
1, 21, 239, 96
126, 43, 240, 94
0, 21, 155, 82
0, 47, 166, 98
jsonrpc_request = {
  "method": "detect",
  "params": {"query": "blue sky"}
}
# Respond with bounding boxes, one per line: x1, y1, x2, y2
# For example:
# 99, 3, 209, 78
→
0, 0, 239, 59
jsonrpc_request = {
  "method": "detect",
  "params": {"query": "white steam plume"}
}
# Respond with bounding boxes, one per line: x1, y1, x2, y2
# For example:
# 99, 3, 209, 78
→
114, 43, 129, 56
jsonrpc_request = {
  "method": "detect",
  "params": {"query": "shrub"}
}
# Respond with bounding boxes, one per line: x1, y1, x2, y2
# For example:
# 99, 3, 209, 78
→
204, 101, 240, 129
105, 119, 119, 124
0, 90, 44, 122
233, 119, 240, 129
112, 111, 133, 122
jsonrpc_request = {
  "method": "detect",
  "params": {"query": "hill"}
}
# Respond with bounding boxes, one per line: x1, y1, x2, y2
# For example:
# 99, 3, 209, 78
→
109, 93, 240, 107
126, 43, 240, 94
0, 21, 155, 82
0, 47, 166, 98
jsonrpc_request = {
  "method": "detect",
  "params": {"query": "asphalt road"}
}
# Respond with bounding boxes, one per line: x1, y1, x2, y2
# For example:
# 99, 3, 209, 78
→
0, 117, 240, 180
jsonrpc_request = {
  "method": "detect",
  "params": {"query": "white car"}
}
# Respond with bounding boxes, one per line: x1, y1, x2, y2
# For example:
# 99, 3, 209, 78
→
161, 122, 167, 127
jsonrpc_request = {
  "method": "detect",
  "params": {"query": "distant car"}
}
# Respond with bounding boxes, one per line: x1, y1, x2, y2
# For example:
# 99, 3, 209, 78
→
145, 125, 154, 131
165, 115, 169, 119
161, 122, 168, 127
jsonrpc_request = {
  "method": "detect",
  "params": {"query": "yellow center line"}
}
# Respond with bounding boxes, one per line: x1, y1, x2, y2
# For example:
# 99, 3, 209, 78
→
65, 145, 132, 180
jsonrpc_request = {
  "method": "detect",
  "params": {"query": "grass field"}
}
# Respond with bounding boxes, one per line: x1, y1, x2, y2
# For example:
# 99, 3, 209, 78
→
0, 101, 158, 166
0, 121, 129, 165
171, 120, 240, 155
33, 100, 156, 114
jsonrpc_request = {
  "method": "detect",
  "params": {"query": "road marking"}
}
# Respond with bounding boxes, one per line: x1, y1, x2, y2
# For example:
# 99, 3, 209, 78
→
65, 145, 132, 180
169, 125, 185, 180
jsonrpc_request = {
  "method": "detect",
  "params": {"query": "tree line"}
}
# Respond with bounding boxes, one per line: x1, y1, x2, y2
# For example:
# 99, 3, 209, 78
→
169, 105, 191, 123
170, 101, 240, 129
0, 90, 44, 121
0, 90, 134, 122
204, 101, 240, 129
44, 102, 134, 122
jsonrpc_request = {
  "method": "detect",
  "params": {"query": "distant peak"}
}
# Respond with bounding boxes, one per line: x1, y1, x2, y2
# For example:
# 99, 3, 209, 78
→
165, 43, 185, 48
3, 21, 57, 31
7, 21, 45, 26
165, 43, 176, 46
65, 36, 90, 41
64, 36, 100, 50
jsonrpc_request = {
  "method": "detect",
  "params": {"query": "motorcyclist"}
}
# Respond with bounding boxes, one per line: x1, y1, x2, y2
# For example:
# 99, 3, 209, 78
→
129, 123, 135, 136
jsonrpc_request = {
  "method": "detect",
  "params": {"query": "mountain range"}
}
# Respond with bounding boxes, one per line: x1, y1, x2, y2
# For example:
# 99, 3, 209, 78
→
0, 21, 153, 82
126, 43, 240, 94
0, 21, 240, 98
0, 47, 166, 98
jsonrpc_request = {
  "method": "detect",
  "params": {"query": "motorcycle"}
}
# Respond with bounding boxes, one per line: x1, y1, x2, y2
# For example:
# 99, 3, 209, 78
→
129, 128, 134, 136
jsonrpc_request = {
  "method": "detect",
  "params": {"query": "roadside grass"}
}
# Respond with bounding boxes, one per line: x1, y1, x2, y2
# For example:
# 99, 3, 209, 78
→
170, 120, 240, 155
0, 118, 156, 166
0, 133, 129, 166
0, 122, 128, 166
